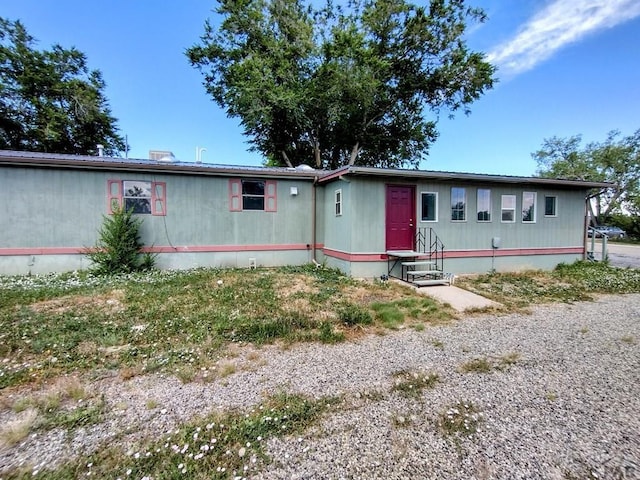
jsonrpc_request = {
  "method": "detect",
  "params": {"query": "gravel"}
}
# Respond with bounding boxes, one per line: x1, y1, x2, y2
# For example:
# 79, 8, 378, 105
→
2, 294, 640, 479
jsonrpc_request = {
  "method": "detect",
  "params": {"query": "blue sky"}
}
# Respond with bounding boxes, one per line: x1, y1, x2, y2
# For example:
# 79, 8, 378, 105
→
4, 0, 639, 175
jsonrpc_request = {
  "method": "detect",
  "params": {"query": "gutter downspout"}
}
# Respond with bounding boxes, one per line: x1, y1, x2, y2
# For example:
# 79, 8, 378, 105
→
584, 189, 607, 260
312, 176, 317, 263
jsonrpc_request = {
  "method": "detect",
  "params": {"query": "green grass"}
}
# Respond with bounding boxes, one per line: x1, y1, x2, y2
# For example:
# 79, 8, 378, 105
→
14, 392, 337, 480
456, 261, 640, 309
0, 265, 444, 389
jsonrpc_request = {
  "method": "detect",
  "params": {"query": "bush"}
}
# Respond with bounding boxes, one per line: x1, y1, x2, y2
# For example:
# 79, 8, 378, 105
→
86, 206, 156, 275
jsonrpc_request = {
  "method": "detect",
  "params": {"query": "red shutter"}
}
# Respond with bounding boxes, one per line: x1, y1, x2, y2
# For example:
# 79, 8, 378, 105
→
107, 180, 122, 214
151, 182, 166, 216
229, 179, 242, 211
265, 180, 277, 212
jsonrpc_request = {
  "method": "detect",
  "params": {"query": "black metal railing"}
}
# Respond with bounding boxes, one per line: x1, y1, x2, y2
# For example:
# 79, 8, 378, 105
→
415, 227, 445, 272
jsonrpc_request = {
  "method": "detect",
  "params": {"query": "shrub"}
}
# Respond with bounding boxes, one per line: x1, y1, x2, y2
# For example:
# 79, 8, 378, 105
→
86, 206, 156, 275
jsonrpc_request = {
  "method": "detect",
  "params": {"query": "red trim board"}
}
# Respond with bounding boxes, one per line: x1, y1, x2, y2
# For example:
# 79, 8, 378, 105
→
322, 246, 584, 262
0, 244, 325, 256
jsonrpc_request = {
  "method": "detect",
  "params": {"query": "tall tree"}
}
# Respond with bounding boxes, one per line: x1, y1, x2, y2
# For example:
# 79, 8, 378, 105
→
534, 129, 640, 223
0, 17, 125, 155
187, 0, 495, 169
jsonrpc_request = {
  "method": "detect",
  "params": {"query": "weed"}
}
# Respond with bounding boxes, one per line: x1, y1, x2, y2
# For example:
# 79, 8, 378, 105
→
546, 391, 558, 402
438, 400, 483, 437
412, 323, 425, 331
579, 327, 589, 334
146, 399, 159, 410
175, 366, 197, 384
460, 353, 521, 373
391, 370, 439, 398
430, 339, 444, 349
391, 412, 414, 428
0, 408, 38, 448
217, 361, 237, 378
620, 335, 636, 344
498, 352, 521, 369
459, 357, 493, 373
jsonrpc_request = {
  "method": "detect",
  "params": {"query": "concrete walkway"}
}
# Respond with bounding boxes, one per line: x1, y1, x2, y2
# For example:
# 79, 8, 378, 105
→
395, 280, 500, 312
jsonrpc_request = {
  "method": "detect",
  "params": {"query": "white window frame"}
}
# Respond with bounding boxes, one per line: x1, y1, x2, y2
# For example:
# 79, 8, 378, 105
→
420, 191, 438, 222
544, 195, 558, 217
501, 194, 516, 223
335, 189, 342, 216
522, 192, 537, 223
450, 187, 467, 222
477, 188, 491, 222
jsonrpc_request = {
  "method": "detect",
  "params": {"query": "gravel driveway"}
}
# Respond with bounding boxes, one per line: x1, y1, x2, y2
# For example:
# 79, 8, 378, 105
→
2, 295, 640, 479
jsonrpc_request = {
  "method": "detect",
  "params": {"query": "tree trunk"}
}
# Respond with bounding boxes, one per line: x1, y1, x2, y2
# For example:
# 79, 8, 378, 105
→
280, 151, 293, 168
348, 142, 360, 166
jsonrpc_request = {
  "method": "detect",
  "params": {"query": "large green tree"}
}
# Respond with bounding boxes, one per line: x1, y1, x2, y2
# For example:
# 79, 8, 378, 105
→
534, 129, 640, 223
0, 17, 125, 155
187, 0, 495, 169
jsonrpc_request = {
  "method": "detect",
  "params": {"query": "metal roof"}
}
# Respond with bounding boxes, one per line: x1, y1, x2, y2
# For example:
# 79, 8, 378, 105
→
0, 150, 612, 189
318, 165, 612, 189
0, 150, 320, 179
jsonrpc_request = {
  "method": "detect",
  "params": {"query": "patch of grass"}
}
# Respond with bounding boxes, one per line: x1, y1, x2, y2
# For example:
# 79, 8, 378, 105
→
31, 392, 338, 479
459, 357, 493, 373
371, 302, 404, 328
175, 366, 197, 383
438, 400, 483, 437
0, 408, 38, 448
337, 303, 373, 326
457, 260, 640, 310
391, 369, 440, 398
459, 353, 521, 374
318, 321, 345, 343
0, 266, 453, 389
37, 397, 106, 430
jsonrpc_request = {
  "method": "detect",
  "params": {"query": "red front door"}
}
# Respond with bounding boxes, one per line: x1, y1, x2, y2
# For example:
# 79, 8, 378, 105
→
386, 185, 415, 251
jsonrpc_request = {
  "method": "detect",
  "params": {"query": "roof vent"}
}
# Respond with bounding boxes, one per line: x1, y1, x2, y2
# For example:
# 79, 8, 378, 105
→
149, 150, 176, 162
296, 164, 314, 171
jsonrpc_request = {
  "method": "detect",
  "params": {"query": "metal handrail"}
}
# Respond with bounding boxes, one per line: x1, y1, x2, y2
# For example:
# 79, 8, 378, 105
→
416, 227, 445, 272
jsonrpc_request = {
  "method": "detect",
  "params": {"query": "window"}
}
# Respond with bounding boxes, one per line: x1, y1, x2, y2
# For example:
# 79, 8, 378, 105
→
451, 187, 466, 221
522, 192, 537, 222
477, 189, 491, 222
421, 192, 437, 222
107, 180, 166, 215
501, 195, 516, 222
545, 195, 557, 216
229, 179, 277, 212
335, 189, 342, 216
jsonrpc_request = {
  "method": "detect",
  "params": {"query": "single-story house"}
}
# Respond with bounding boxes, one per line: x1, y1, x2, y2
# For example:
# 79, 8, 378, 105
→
0, 150, 609, 281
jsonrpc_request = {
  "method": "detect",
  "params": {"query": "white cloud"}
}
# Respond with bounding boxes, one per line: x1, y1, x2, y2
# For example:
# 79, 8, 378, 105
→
486, 0, 640, 76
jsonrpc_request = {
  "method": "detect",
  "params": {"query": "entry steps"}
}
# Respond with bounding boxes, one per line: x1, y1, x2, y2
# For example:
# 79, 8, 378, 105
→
403, 260, 451, 287
386, 250, 452, 287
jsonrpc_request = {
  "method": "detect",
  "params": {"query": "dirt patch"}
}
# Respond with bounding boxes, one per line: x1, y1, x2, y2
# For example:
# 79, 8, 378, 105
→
29, 290, 126, 315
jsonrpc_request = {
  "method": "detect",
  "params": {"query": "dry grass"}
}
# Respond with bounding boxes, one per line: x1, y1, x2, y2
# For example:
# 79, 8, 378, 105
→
29, 289, 125, 315
0, 408, 38, 448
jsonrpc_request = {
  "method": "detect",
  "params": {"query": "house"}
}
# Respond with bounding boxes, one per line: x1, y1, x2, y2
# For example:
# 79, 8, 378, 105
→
0, 150, 609, 280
